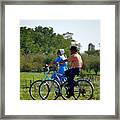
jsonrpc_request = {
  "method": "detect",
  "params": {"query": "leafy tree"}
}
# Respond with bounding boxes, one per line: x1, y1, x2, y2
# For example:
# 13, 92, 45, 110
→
20, 26, 72, 72
20, 26, 100, 74
63, 32, 73, 40
81, 53, 100, 75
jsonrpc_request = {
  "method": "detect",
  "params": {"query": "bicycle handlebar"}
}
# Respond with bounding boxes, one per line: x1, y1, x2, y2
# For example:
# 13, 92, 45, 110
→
43, 62, 59, 73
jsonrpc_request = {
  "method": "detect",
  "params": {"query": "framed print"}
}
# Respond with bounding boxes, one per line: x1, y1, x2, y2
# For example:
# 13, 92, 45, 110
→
0, 0, 120, 119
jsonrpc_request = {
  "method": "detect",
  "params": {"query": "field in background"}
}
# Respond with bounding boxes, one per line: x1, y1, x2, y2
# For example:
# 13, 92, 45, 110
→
20, 72, 100, 100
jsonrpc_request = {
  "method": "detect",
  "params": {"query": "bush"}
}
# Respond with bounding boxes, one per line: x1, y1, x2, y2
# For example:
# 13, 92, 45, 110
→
81, 53, 100, 74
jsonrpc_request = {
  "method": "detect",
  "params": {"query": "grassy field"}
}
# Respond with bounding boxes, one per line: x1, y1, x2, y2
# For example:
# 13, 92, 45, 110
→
20, 72, 100, 100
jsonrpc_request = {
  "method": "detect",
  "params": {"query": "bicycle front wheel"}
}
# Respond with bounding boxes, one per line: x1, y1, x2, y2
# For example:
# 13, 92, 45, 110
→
61, 81, 80, 100
39, 80, 60, 100
77, 79, 94, 100
29, 80, 42, 100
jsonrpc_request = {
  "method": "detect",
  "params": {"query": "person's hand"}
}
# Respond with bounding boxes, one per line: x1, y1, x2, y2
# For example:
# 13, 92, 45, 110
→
45, 64, 49, 68
60, 60, 65, 64
55, 62, 59, 65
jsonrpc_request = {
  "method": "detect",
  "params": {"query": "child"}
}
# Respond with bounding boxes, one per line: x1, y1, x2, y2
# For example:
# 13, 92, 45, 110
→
54, 49, 68, 74
48, 49, 68, 78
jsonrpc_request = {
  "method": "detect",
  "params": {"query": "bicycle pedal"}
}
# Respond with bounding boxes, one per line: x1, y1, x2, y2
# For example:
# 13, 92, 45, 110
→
58, 93, 62, 96
82, 94, 85, 97
66, 94, 73, 98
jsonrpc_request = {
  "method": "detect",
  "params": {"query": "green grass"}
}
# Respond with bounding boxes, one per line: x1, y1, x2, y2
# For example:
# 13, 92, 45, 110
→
20, 72, 100, 100
20, 72, 45, 100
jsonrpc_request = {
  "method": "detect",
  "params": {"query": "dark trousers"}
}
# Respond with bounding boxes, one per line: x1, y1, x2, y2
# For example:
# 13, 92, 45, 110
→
65, 68, 80, 95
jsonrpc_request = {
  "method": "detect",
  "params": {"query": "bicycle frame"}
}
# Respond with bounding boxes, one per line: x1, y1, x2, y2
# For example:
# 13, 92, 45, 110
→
43, 68, 51, 80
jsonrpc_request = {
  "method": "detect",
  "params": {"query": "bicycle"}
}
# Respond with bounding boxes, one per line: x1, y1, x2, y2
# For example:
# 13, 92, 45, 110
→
39, 65, 92, 100
29, 66, 60, 100
60, 75, 94, 100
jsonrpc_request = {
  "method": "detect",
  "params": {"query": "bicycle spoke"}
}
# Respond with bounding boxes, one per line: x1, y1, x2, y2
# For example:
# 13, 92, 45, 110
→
39, 80, 60, 100
61, 81, 80, 100
39, 81, 50, 100
77, 79, 94, 100
29, 80, 42, 100
73, 83, 80, 100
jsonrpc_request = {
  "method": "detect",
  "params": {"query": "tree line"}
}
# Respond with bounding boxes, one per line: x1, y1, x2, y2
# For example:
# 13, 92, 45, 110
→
20, 26, 100, 75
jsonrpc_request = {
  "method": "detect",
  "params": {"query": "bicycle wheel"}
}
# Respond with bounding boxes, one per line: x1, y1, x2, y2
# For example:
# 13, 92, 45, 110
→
39, 80, 60, 100
61, 81, 80, 100
29, 80, 43, 100
77, 79, 94, 100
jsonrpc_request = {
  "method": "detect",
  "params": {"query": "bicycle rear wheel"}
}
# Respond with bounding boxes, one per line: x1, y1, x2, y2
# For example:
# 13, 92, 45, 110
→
39, 80, 60, 100
29, 80, 43, 100
77, 79, 94, 100
61, 81, 80, 100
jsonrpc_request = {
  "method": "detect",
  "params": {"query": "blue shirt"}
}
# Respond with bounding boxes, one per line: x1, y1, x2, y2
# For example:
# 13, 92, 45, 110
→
55, 55, 68, 74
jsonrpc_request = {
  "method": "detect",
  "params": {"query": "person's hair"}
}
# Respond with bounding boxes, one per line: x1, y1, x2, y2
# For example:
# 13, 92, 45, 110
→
70, 46, 78, 52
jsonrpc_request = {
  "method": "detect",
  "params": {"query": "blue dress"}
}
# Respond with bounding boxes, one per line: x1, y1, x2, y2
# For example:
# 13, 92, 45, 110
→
55, 55, 68, 74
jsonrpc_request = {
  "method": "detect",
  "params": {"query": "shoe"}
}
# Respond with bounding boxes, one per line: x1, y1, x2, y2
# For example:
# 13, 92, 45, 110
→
66, 93, 74, 98
66, 94, 72, 98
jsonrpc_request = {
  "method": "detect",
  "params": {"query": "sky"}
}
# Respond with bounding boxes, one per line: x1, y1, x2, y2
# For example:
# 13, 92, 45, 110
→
20, 20, 100, 53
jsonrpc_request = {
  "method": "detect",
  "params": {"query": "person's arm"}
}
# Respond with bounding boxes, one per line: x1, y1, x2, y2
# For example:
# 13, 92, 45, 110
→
59, 59, 68, 64
48, 56, 60, 66
48, 61, 56, 67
